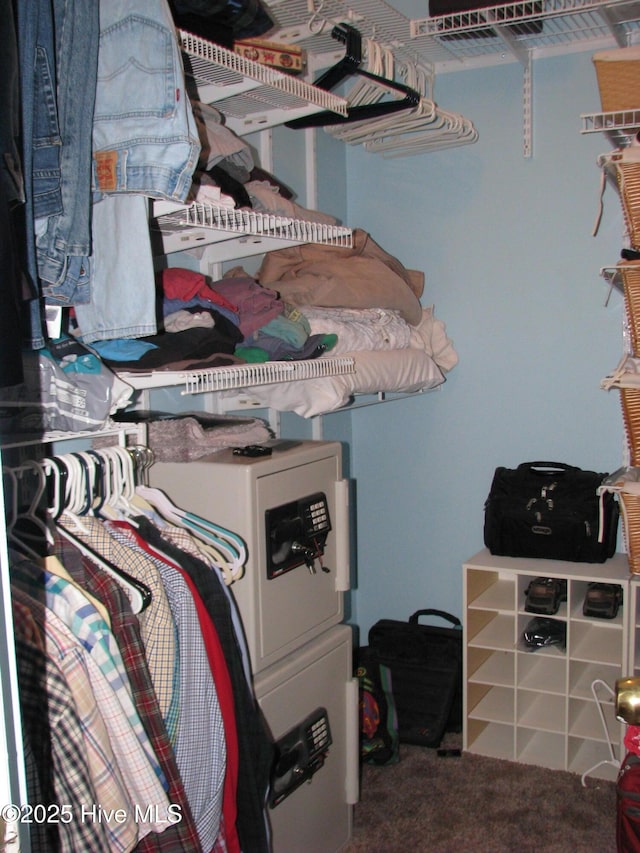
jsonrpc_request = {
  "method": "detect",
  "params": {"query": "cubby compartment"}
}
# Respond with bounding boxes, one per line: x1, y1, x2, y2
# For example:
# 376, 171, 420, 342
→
569, 579, 625, 627
517, 652, 566, 695
568, 695, 619, 743
464, 549, 630, 779
467, 569, 515, 611
467, 683, 515, 725
517, 573, 568, 620
569, 661, 621, 700
570, 620, 624, 666
516, 611, 567, 656
567, 737, 620, 782
517, 689, 566, 734
465, 718, 515, 760
515, 728, 566, 770
468, 611, 515, 650
468, 647, 514, 688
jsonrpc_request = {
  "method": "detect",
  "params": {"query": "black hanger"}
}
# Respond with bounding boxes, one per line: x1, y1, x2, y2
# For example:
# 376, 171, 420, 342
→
285, 23, 420, 130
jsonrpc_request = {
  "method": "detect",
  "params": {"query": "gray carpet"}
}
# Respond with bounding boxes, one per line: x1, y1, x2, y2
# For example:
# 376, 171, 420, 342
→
343, 736, 617, 852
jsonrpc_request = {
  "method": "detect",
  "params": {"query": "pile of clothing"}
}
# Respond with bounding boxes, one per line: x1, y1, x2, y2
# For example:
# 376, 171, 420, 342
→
91, 267, 338, 372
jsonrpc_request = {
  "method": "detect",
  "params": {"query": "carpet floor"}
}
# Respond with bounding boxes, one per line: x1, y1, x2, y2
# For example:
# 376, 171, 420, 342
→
342, 735, 618, 852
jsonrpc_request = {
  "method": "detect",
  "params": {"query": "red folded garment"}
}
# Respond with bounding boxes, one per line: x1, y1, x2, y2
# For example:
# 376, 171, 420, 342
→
161, 268, 238, 313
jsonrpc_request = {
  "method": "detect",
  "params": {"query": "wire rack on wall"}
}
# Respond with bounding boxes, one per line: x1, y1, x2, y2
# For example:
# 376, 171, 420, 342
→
264, 0, 640, 157
117, 357, 357, 396
267, 0, 640, 73
152, 200, 354, 255
178, 28, 348, 133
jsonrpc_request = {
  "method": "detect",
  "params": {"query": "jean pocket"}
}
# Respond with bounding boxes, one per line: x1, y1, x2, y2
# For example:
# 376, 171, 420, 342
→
94, 14, 177, 122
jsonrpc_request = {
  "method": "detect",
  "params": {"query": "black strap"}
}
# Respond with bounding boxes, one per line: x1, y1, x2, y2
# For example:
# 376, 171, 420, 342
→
409, 609, 461, 629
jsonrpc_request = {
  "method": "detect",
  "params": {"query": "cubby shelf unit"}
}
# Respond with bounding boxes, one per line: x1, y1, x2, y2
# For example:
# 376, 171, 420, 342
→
463, 548, 631, 781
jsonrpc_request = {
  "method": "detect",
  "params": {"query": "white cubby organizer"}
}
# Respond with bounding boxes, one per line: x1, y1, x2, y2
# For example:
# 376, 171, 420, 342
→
463, 548, 632, 782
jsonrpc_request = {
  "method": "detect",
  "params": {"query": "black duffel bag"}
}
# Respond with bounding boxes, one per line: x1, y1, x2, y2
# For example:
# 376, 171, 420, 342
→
368, 609, 462, 749
484, 461, 619, 563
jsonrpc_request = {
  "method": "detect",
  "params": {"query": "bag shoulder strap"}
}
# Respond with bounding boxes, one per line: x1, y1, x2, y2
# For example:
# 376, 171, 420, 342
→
517, 462, 578, 473
409, 609, 462, 629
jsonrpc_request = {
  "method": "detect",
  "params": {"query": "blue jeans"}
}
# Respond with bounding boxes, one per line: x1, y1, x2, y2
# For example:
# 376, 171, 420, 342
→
36, 0, 99, 304
73, 195, 157, 344
91, 0, 201, 202
15, 0, 64, 345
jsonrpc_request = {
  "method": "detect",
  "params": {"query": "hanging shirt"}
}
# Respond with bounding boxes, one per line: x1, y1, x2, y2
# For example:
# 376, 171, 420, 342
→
113, 520, 241, 853
55, 531, 204, 853
58, 512, 179, 740
136, 518, 273, 853
13, 632, 111, 853
10, 558, 168, 794
13, 588, 140, 852
105, 522, 227, 853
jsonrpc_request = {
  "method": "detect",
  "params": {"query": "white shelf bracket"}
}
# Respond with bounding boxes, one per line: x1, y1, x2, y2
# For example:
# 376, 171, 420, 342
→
305, 127, 318, 211
523, 53, 533, 159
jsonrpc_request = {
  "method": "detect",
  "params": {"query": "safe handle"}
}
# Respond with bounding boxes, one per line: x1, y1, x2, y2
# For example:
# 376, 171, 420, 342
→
334, 479, 351, 592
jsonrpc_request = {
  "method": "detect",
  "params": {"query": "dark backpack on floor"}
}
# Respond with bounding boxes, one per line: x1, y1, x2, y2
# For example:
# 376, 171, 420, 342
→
368, 609, 462, 749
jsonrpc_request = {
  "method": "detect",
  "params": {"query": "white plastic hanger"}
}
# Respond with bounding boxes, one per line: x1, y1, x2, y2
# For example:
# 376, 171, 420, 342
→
329, 57, 436, 146
327, 52, 478, 156
136, 484, 246, 582
41, 451, 151, 613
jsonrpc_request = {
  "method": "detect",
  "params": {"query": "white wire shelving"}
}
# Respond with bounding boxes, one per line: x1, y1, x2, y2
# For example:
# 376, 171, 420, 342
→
152, 200, 353, 256
151, 0, 640, 405
264, 0, 640, 157
178, 29, 348, 135
152, 28, 356, 257
0, 422, 146, 451
411, 0, 640, 68
117, 356, 356, 396
581, 108, 640, 146
267, 0, 640, 74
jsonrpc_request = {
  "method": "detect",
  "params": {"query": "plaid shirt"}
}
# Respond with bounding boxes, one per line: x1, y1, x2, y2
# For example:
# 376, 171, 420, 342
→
13, 588, 140, 852
11, 558, 168, 794
59, 513, 179, 740
55, 532, 204, 853
13, 632, 111, 853
105, 524, 226, 853
136, 518, 273, 853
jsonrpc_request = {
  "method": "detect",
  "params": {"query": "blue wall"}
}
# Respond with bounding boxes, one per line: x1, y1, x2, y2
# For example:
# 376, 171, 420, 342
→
163, 43, 628, 642
338, 50, 626, 639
